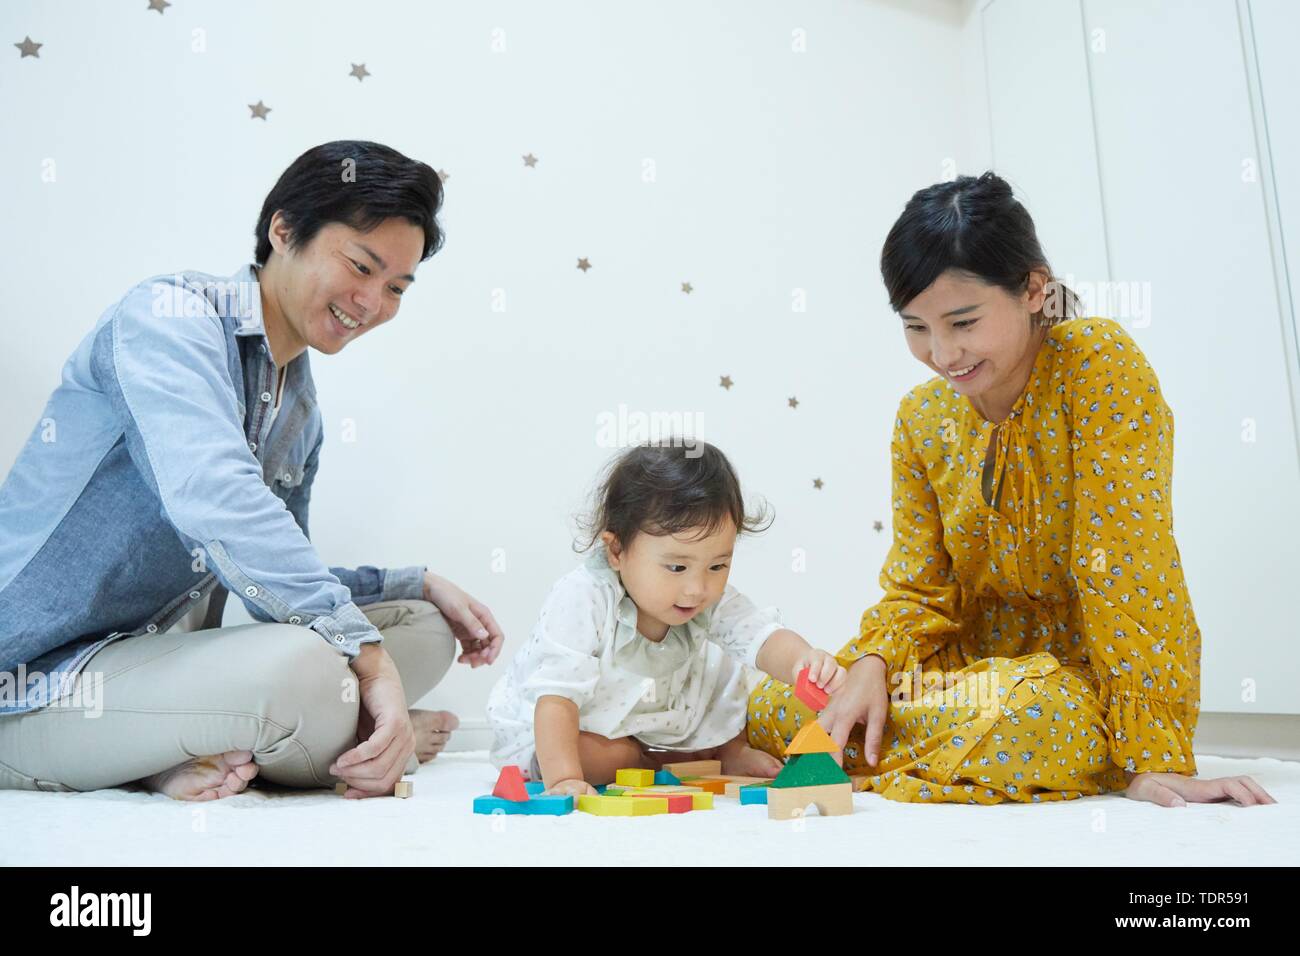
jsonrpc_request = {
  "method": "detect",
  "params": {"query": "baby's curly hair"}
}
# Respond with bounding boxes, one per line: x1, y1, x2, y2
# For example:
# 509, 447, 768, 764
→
575, 440, 772, 553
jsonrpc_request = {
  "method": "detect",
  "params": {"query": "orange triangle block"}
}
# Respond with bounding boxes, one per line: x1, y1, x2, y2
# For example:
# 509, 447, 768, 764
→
786, 719, 839, 755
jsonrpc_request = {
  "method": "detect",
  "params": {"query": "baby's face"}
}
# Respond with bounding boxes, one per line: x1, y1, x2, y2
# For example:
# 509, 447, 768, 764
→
601, 518, 737, 643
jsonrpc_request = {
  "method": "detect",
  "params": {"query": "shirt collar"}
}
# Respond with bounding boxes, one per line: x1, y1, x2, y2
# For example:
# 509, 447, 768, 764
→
230, 263, 266, 339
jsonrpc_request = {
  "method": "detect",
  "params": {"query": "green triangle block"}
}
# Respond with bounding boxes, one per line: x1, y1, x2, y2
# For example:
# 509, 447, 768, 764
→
771, 751, 850, 789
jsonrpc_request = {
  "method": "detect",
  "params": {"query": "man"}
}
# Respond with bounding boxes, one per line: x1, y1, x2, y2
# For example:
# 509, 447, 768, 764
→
0, 140, 503, 801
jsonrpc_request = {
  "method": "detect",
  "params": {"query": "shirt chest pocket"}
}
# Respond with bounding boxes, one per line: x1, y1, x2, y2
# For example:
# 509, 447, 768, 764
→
269, 464, 305, 500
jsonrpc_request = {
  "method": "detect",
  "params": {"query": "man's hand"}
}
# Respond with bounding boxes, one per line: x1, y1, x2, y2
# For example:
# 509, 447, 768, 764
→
331, 644, 415, 798
422, 572, 504, 667
1124, 770, 1277, 807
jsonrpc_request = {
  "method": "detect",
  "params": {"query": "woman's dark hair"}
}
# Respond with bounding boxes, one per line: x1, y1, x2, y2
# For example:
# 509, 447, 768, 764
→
880, 171, 1080, 325
252, 140, 444, 267
575, 440, 772, 553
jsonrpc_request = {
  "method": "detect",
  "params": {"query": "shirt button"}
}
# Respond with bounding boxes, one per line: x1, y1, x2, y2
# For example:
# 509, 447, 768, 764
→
261, 391, 272, 403
283, 472, 293, 483
145, 623, 158, 633
244, 585, 258, 597
189, 590, 201, 600
334, 635, 344, 643
249, 441, 258, 453
288, 615, 302, 625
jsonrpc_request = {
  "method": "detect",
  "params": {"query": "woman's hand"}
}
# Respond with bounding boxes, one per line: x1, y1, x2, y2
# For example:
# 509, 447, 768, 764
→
422, 572, 505, 667
1124, 770, 1277, 807
817, 654, 890, 768
791, 649, 848, 699
546, 778, 597, 798
331, 645, 416, 798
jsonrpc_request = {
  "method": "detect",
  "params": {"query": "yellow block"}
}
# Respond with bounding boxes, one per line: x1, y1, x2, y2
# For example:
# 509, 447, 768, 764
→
690, 792, 714, 811
579, 794, 669, 816
615, 768, 655, 787
611, 785, 703, 795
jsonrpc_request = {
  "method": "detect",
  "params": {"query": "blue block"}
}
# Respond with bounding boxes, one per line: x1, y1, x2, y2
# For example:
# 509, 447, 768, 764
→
524, 781, 546, 796
653, 769, 682, 786
474, 795, 529, 815
595, 784, 609, 794
524, 794, 574, 815
739, 786, 769, 806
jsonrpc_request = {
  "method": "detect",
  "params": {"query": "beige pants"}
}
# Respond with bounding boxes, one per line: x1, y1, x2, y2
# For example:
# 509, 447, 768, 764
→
0, 599, 455, 793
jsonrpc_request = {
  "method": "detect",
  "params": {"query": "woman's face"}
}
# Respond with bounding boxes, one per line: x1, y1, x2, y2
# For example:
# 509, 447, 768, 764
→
898, 269, 1048, 410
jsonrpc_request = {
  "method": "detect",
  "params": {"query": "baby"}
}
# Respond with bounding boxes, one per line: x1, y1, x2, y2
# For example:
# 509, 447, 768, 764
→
487, 439, 845, 796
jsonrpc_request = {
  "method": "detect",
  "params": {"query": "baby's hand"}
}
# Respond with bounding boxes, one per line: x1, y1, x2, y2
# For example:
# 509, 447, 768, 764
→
793, 650, 848, 700
546, 778, 597, 798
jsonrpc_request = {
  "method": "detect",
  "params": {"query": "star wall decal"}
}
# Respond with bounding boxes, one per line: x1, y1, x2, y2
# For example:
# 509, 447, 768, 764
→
681, 282, 693, 294
248, 100, 271, 120
873, 520, 884, 531
576, 258, 592, 272
14, 36, 41, 58
349, 63, 370, 82
147, 0, 171, 13
523, 153, 538, 167
719, 375, 733, 390
813, 478, 824, 490
788, 396, 799, 409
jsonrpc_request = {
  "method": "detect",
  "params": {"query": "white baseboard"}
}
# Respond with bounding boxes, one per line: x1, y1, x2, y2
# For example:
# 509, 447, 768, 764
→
446, 713, 1300, 762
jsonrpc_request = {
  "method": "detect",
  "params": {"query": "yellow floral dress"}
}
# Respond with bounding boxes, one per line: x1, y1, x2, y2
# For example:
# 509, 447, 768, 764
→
748, 317, 1202, 804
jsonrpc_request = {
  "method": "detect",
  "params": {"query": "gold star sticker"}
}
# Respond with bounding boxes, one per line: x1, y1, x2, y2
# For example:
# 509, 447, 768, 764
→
523, 153, 538, 168
577, 258, 592, 272
813, 478, 824, 490
788, 396, 799, 409
14, 36, 42, 58
436, 169, 450, 183
349, 63, 370, 82
719, 375, 733, 390
873, 520, 884, 532
248, 100, 271, 120
681, 282, 693, 294
147, 0, 171, 13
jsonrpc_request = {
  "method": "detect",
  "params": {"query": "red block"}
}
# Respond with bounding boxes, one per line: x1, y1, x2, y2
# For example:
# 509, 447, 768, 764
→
492, 765, 529, 802
795, 667, 830, 712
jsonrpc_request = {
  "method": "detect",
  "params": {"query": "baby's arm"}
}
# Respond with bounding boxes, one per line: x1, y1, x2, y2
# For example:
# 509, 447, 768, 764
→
756, 628, 847, 699
534, 695, 597, 796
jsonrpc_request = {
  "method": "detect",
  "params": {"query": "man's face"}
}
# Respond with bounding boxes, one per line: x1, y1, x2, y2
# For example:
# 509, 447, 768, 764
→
270, 215, 424, 355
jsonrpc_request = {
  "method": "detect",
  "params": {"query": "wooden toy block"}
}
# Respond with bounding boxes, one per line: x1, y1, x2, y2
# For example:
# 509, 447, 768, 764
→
615, 768, 655, 787
653, 769, 682, 785
660, 759, 722, 778
739, 785, 770, 806
766, 782, 853, 820
794, 667, 830, 712
772, 751, 850, 789
681, 777, 727, 795
578, 794, 669, 816
474, 795, 530, 815
786, 720, 839, 756
394, 780, 414, 799
631, 793, 694, 813
689, 792, 714, 811
335, 782, 347, 795
725, 779, 774, 798
523, 794, 574, 815
524, 781, 546, 796
609, 785, 702, 795
493, 765, 530, 802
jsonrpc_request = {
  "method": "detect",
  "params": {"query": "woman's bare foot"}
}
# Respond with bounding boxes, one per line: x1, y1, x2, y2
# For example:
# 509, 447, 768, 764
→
410, 709, 459, 763
719, 738, 783, 778
140, 750, 259, 801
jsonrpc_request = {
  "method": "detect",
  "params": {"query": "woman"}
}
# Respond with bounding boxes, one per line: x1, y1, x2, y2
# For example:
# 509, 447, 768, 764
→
747, 171, 1275, 808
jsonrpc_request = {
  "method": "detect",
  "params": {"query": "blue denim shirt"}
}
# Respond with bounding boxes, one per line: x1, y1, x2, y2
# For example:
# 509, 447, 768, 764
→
0, 263, 425, 715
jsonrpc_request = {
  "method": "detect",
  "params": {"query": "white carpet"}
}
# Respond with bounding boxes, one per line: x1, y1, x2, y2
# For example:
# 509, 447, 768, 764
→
2, 752, 1296, 866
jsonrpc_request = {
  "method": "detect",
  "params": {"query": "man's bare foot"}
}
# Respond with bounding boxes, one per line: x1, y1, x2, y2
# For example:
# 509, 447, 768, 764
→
410, 709, 459, 763
719, 739, 783, 778
140, 750, 259, 801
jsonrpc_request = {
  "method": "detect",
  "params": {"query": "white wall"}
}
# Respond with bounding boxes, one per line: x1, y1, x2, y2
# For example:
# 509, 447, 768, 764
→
0, 0, 978, 727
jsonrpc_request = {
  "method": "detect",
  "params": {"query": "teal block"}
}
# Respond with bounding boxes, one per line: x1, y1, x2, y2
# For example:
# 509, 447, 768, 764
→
653, 769, 682, 785
740, 786, 769, 806
474, 795, 528, 814
524, 781, 546, 796
524, 794, 574, 815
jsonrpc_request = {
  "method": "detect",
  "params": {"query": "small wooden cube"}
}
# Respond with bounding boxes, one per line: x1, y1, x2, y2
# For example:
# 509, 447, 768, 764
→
394, 780, 414, 799
334, 782, 348, 795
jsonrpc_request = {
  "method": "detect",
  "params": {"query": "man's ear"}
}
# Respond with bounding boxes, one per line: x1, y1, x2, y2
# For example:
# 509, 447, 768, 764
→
599, 530, 622, 570
268, 210, 294, 257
